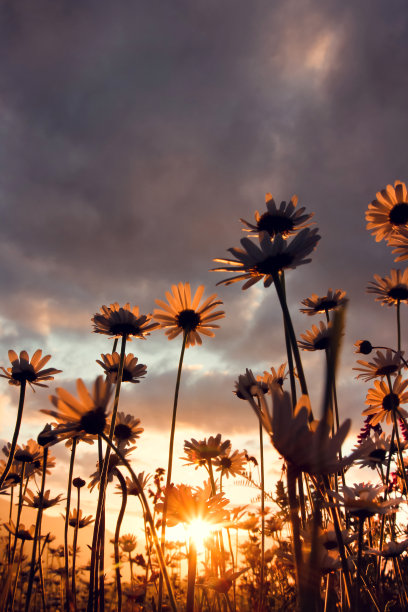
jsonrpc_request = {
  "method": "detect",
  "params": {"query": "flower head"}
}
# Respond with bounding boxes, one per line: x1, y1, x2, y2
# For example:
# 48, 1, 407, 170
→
354, 349, 404, 382
153, 283, 225, 347
354, 340, 373, 355
111, 412, 143, 446
183, 435, 231, 467
0, 349, 61, 390
366, 181, 408, 242
329, 483, 401, 519
240, 193, 313, 239
354, 432, 394, 470
257, 364, 288, 388
389, 227, 408, 261
213, 229, 320, 290
234, 369, 268, 400
363, 375, 408, 425
122, 472, 151, 497
119, 533, 137, 553
41, 376, 113, 443
96, 352, 147, 384
23, 489, 64, 510
367, 269, 408, 306
4, 521, 36, 540
300, 289, 348, 316
298, 321, 332, 351
92, 303, 159, 340
213, 448, 247, 479
67, 508, 94, 528
157, 483, 229, 527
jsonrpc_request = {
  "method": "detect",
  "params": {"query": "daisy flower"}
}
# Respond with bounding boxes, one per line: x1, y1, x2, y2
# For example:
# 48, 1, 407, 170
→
67, 508, 94, 528
367, 269, 408, 306
240, 192, 313, 238
92, 303, 159, 340
366, 180, 408, 242
389, 227, 408, 261
329, 483, 401, 519
122, 472, 151, 497
96, 352, 147, 384
363, 375, 408, 425
257, 363, 288, 388
4, 521, 36, 541
213, 228, 320, 290
41, 376, 113, 441
118, 533, 137, 553
0, 349, 61, 390
234, 369, 268, 400
213, 448, 247, 479
354, 432, 393, 470
300, 289, 348, 316
367, 539, 408, 558
298, 321, 332, 351
157, 483, 229, 528
183, 434, 231, 464
153, 282, 225, 347
23, 489, 64, 510
354, 349, 404, 381
111, 412, 143, 446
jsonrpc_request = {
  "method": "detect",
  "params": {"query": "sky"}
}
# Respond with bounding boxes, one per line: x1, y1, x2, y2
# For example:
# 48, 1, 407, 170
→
1, 0, 408, 540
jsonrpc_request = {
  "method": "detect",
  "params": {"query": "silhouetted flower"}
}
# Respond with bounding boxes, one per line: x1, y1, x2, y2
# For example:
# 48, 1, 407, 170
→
96, 352, 147, 384
23, 489, 64, 509
240, 193, 313, 238
0, 349, 61, 389
66, 508, 94, 528
367, 269, 408, 306
367, 539, 408, 558
298, 321, 332, 351
234, 369, 268, 400
213, 228, 320, 289
329, 483, 401, 519
153, 283, 225, 347
354, 349, 404, 381
119, 533, 137, 553
183, 435, 231, 465
112, 412, 143, 446
72, 477, 86, 489
42, 376, 113, 442
389, 227, 408, 261
213, 448, 247, 479
4, 521, 35, 541
88, 444, 136, 491
257, 363, 288, 388
14, 439, 42, 464
92, 303, 159, 340
366, 180, 408, 242
122, 472, 151, 497
300, 289, 348, 316
354, 432, 395, 470
363, 375, 408, 425
354, 340, 373, 355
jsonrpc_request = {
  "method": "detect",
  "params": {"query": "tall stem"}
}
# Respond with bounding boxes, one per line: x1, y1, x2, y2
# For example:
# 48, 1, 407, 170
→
72, 484, 81, 612
113, 467, 128, 612
186, 537, 197, 612
0, 381, 26, 489
258, 419, 265, 612
64, 438, 77, 612
158, 330, 187, 610
397, 299, 401, 353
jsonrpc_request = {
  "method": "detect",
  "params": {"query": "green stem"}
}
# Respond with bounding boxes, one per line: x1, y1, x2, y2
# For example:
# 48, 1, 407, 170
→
158, 330, 187, 611
113, 467, 128, 612
25, 448, 48, 611
99, 433, 178, 612
397, 299, 401, 353
0, 381, 26, 489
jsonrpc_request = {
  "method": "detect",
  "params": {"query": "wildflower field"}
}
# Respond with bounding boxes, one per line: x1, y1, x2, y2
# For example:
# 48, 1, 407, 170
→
1, 183, 408, 612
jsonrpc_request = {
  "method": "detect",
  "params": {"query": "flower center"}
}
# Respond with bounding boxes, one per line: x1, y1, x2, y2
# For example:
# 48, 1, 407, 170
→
12, 366, 38, 383
389, 202, 408, 226
257, 213, 295, 236
388, 286, 408, 301
254, 253, 294, 276
220, 457, 232, 469
314, 337, 330, 350
114, 423, 133, 440
80, 407, 106, 435
376, 364, 399, 376
382, 392, 400, 412
176, 309, 201, 331
317, 299, 338, 311
14, 450, 36, 463
369, 448, 387, 463
109, 322, 141, 336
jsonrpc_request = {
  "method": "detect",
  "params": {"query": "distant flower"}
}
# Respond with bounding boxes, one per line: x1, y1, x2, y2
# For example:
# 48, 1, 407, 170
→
298, 321, 332, 351
92, 303, 159, 340
112, 412, 143, 446
153, 283, 225, 347
363, 375, 408, 425
257, 364, 288, 388
23, 489, 64, 510
14, 439, 42, 464
72, 477, 86, 489
354, 432, 394, 470
240, 193, 313, 239
88, 444, 136, 491
234, 369, 268, 400
119, 533, 137, 553
122, 473, 151, 497
183, 435, 231, 466
300, 289, 348, 316
389, 227, 408, 261
157, 483, 229, 528
329, 483, 401, 519
41, 376, 113, 442
354, 340, 373, 355
4, 521, 35, 541
354, 349, 404, 381
67, 508, 94, 528
367, 269, 408, 306
0, 349, 61, 390
366, 180, 408, 242
366, 538, 408, 558
213, 448, 247, 479
96, 352, 147, 384
204, 567, 249, 594
213, 228, 320, 290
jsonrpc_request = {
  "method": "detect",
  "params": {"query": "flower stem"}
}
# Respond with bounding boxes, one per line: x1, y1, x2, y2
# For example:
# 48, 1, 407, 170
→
186, 537, 197, 612
0, 381, 26, 489
158, 330, 187, 610
64, 437, 77, 612
355, 517, 364, 610
72, 483, 81, 612
258, 419, 265, 612
397, 299, 401, 353
113, 467, 128, 612
25, 447, 48, 612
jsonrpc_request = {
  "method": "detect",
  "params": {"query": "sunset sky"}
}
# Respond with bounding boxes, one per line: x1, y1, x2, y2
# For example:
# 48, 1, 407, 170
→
1, 0, 408, 535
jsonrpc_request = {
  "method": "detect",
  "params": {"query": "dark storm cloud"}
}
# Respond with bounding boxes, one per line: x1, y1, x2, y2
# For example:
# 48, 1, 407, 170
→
0, 0, 407, 436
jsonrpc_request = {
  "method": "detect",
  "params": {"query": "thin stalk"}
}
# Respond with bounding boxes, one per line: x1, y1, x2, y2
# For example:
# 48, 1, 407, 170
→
258, 419, 265, 612
281, 273, 297, 404
272, 271, 308, 397
186, 537, 197, 612
72, 484, 81, 612
10, 540, 25, 611
158, 330, 187, 611
113, 467, 128, 612
0, 381, 26, 489
63, 438, 77, 612
286, 464, 303, 607
355, 517, 364, 610
25, 448, 48, 611
392, 410, 408, 495
99, 432, 178, 612
397, 299, 401, 353
89, 335, 126, 612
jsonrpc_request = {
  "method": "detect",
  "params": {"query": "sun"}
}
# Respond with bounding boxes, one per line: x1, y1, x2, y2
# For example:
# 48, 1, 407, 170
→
165, 518, 215, 553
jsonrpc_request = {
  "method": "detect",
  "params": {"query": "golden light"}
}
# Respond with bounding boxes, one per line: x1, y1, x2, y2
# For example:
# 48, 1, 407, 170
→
166, 518, 215, 553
